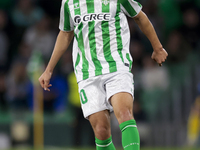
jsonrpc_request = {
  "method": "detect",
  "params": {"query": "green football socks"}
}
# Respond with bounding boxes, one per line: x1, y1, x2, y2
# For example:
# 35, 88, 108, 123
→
95, 136, 116, 150
119, 119, 140, 150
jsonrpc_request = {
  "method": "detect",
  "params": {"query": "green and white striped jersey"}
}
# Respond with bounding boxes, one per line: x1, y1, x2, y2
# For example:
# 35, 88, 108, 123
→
59, 0, 142, 82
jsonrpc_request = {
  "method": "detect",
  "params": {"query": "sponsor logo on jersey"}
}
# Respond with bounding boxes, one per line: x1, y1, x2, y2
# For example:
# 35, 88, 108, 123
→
74, 13, 110, 24
74, 16, 81, 24
102, 0, 109, 5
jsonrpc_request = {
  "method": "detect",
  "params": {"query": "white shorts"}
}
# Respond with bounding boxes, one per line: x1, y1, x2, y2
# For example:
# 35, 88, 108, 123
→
78, 71, 134, 118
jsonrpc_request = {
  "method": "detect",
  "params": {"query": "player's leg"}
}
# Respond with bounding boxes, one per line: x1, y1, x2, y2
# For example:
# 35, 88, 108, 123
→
89, 110, 116, 150
110, 92, 140, 150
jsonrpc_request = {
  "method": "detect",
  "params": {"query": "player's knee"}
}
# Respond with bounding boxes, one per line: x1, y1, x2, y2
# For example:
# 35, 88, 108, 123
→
94, 124, 110, 140
95, 125, 109, 134
116, 109, 133, 124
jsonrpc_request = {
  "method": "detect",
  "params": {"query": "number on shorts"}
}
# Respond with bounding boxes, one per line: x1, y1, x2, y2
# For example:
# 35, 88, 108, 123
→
80, 89, 88, 104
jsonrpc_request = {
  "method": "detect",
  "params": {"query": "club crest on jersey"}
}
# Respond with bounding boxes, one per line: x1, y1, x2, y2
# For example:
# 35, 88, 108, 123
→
102, 0, 109, 5
74, 3, 79, 9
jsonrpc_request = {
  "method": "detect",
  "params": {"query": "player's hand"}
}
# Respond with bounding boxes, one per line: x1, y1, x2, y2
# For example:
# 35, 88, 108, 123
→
38, 71, 52, 91
151, 48, 168, 66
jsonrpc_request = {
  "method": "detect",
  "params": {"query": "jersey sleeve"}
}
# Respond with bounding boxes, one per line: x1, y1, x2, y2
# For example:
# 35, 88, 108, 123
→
120, 0, 142, 18
59, 0, 74, 32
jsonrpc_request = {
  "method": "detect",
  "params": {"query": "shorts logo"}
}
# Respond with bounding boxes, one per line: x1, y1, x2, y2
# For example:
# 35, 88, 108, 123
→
102, 0, 109, 5
74, 13, 110, 24
74, 15, 81, 23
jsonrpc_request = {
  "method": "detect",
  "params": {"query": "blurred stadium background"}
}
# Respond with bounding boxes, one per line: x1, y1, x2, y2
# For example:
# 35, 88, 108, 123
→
0, 0, 200, 149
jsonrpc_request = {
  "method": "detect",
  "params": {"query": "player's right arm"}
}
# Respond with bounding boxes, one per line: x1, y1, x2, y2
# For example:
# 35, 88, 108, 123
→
39, 30, 74, 91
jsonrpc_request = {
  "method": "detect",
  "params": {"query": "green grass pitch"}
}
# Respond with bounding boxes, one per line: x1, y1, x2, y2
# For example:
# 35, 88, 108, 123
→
65, 148, 198, 150
66, 148, 198, 150
5, 147, 199, 150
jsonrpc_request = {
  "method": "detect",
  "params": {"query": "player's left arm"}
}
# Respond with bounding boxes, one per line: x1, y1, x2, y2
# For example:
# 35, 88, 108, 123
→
133, 11, 168, 66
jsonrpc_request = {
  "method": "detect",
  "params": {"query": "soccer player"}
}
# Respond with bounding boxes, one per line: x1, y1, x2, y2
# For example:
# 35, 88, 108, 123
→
39, 0, 168, 149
